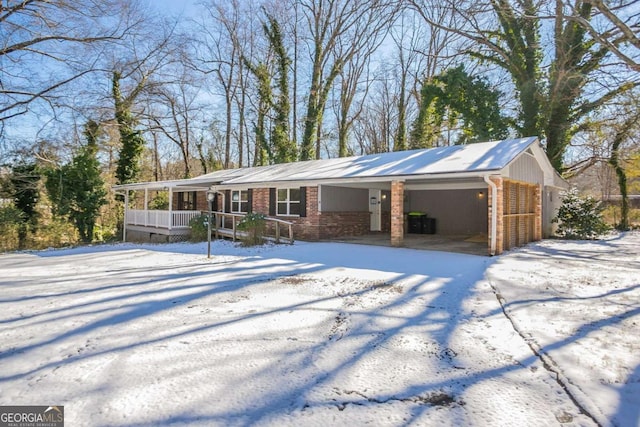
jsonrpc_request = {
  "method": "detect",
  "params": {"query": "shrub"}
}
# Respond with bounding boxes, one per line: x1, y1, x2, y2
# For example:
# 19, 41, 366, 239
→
149, 192, 169, 210
0, 205, 23, 251
553, 188, 610, 239
188, 213, 209, 242
237, 212, 267, 246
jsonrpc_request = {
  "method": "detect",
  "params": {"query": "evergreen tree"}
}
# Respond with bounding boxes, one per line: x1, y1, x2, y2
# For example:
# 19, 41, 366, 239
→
9, 162, 41, 248
45, 120, 107, 243
409, 66, 509, 148
553, 188, 610, 239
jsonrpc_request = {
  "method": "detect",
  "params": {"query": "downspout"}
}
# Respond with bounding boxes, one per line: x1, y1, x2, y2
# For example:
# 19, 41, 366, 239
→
484, 175, 498, 256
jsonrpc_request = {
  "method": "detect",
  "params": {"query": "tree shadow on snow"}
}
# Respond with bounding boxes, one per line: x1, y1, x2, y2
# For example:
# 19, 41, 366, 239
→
1, 239, 637, 426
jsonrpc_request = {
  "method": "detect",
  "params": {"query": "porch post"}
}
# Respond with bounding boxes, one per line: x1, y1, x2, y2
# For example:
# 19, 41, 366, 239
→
534, 184, 542, 241
488, 176, 504, 255
144, 188, 148, 227
123, 190, 129, 242
390, 180, 404, 247
168, 187, 173, 230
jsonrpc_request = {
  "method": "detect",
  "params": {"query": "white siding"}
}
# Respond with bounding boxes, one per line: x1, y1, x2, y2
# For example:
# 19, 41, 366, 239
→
508, 152, 544, 185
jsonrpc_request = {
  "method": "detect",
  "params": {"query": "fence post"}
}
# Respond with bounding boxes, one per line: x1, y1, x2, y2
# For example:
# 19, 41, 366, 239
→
275, 222, 280, 244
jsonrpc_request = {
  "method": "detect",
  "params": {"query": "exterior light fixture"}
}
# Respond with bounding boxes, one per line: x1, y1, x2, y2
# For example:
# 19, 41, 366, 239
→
478, 191, 485, 199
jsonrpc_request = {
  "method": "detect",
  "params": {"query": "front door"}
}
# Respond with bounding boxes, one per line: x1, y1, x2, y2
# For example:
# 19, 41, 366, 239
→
369, 189, 382, 231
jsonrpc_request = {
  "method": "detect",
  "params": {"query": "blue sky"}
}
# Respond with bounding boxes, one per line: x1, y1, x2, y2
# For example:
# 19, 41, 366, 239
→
150, 0, 198, 17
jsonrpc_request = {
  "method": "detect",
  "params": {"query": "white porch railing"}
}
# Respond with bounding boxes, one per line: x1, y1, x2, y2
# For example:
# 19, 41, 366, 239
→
126, 209, 200, 229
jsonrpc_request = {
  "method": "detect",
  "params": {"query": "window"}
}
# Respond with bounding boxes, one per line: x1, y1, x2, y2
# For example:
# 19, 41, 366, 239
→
277, 188, 300, 216
177, 191, 196, 210
231, 190, 249, 213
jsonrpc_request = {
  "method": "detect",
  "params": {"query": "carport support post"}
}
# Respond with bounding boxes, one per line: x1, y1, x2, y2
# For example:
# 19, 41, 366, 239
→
534, 184, 542, 241
487, 176, 504, 255
390, 180, 404, 247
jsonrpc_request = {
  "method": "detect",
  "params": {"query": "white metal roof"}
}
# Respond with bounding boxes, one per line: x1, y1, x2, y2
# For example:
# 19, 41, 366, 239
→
114, 137, 545, 191
186, 137, 539, 186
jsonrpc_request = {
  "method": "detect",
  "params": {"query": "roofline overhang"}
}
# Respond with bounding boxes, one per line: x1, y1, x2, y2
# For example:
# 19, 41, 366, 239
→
111, 180, 212, 191
113, 169, 505, 192
205, 169, 503, 191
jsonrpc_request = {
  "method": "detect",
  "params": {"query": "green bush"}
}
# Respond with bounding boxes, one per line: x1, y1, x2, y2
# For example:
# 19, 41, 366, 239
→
188, 213, 209, 242
553, 188, 610, 239
0, 205, 24, 251
237, 212, 267, 246
149, 192, 169, 210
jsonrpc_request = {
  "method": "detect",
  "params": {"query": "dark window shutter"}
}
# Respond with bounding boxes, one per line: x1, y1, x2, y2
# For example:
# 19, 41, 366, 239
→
192, 191, 197, 210
269, 188, 276, 216
212, 193, 219, 211
247, 189, 253, 213
299, 187, 307, 217
224, 190, 231, 213
177, 192, 185, 210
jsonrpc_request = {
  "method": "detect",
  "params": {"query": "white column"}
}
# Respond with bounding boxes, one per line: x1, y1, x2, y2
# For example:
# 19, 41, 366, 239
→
144, 188, 148, 226
123, 190, 129, 242
168, 187, 173, 230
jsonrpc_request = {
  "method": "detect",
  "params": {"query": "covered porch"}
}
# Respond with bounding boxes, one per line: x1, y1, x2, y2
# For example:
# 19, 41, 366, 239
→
113, 180, 209, 243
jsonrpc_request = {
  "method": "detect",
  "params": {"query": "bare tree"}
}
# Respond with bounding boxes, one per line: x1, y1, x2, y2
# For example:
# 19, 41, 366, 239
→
196, 0, 257, 169
0, 0, 144, 123
333, 52, 373, 157
574, 0, 640, 72
409, 0, 640, 171
145, 71, 206, 178
351, 69, 398, 155
298, 0, 400, 160
393, 4, 463, 151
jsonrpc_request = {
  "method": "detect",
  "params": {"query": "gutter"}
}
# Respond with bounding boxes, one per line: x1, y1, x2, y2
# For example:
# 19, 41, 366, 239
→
484, 175, 498, 256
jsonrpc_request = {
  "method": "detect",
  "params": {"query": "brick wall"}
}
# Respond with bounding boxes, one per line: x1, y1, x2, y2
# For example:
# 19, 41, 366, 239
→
390, 180, 404, 247
195, 191, 208, 211
247, 186, 377, 241
250, 187, 322, 241
534, 184, 542, 241
318, 212, 370, 239
488, 176, 504, 255
252, 188, 270, 214
171, 191, 208, 212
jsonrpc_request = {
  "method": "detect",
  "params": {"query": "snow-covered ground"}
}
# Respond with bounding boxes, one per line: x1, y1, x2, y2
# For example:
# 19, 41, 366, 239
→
0, 233, 638, 426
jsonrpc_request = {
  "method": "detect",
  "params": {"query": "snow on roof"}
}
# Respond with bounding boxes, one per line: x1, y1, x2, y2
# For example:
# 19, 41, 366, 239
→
181, 137, 538, 186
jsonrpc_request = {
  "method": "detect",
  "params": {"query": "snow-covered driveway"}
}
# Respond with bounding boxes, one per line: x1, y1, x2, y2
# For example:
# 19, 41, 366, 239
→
1, 234, 638, 426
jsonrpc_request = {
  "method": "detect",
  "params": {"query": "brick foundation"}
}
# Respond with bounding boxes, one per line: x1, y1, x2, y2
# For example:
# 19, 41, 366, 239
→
318, 212, 371, 239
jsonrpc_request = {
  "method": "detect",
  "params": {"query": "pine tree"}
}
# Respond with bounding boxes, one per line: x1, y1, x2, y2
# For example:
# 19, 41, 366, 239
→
553, 188, 610, 239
